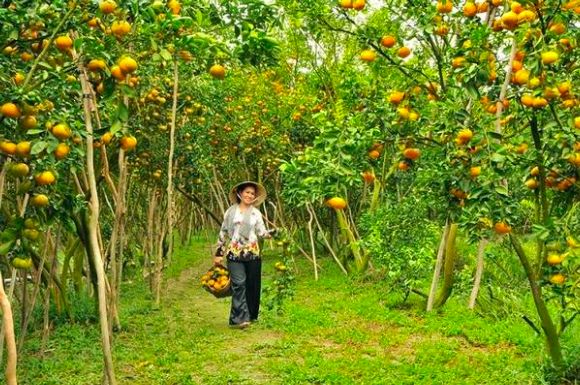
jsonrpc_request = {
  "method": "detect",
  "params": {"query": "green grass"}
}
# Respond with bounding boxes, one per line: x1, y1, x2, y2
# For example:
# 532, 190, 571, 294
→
16, 234, 579, 384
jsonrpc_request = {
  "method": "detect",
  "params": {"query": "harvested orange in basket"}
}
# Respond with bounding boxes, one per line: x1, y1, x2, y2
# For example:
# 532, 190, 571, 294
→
200, 264, 232, 298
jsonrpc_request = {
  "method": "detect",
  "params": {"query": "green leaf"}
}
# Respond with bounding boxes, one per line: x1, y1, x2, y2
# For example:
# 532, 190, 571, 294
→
160, 49, 173, 61
491, 153, 506, 163
495, 185, 509, 196
31, 141, 48, 155
111, 121, 122, 134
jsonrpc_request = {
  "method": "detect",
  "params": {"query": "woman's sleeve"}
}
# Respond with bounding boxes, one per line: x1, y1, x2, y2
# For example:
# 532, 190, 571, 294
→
215, 209, 230, 256
254, 209, 269, 238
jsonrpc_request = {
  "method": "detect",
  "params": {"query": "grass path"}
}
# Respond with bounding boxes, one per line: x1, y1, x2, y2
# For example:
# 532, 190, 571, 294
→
20, 236, 569, 384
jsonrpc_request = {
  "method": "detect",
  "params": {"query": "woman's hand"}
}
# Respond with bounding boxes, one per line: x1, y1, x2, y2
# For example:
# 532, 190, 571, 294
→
213, 256, 223, 266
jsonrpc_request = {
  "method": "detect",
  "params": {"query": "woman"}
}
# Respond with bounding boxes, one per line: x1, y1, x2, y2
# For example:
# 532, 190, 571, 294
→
214, 181, 272, 329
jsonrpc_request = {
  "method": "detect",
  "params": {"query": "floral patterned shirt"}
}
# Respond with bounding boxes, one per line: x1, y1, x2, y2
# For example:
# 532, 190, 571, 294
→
216, 205, 268, 261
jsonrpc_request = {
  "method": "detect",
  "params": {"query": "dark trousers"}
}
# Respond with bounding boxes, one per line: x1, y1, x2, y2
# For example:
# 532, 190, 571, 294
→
227, 259, 262, 325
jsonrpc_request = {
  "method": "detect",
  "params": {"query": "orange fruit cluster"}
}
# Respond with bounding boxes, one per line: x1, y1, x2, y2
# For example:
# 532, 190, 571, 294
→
201, 266, 230, 293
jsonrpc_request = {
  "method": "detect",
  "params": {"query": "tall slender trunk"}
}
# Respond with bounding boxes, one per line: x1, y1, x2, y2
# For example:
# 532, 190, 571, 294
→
468, 238, 488, 309
435, 223, 458, 307
166, 60, 179, 266
427, 220, 450, 311
0, 271, 17, 385
78, 57, 117, 385
510, 234, 563, 371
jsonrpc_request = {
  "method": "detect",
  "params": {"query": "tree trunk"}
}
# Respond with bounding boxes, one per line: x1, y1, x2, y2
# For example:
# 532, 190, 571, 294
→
78, 58, 117, 385
435, 223, 458, 307
0, 271, 18, 385
510, 234, 563, 371
427, 220, 450, 311
166, 60, 179, 266
468, 238, 488, 309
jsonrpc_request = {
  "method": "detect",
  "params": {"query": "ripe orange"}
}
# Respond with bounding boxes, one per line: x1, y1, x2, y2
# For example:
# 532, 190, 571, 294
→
513, 69, 529, 85
493, 221, 512, 234
517, 10, 535, 23
101, 131, 114, 145
549, 22, 566, 34
403, 148, 421, 160
87, 59, 107, 72
456, 128, 473, 144
380, 35, 396, 48
1, 102, 21, 118
111, 20, 131, 37
574, 116, 580, 129
209, 64, 226, 79
436, 0, 453, 13
0, 141, 17, 155
54, 35, 73, 51
532, 97, 548, 109
362, 171, 375, 183
15, 141, 31, 157
463, 2, 477, 16
119, 57, 138, 73
88, 18, 100, 28
30, 194, 48, 207
352, 0, 365, 10
368, 150, 380, 159
525, 178, 539, 189
520, 94, 534, 107
54, 143, 70, 159
13, 72, 25, 85
52, 123, 72, 140
541, 51, 559, 65
470, 166, 481, 178
452, 56, 466, 68
501, 11, 519, 29
120, 135, 137, 151
168, 0, 181, 14
397, 46, 411, 58
339, 0, 353, 8
398, 161, 410, 171
388, 91, 405, 104
360, 49, 377, 62
99, 0, 117, 14
111, 65, 125, 81
35, 171, 56, 186
326, 197, 347, 210
549, 273, 565, 285
546, 253, 564, 266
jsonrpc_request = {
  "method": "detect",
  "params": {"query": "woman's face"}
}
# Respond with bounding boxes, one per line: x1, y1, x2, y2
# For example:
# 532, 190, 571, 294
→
240, 186, 256, 205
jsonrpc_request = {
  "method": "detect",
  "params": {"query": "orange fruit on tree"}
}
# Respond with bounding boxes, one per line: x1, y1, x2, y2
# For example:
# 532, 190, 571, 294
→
452, 56, 466, 68
0, 141, 17, 155
397, 46, 411, 58
524, 178, 539, 189
1, 102, 21, 118
54, 143, 70, 160
10, 163, 30, 177
494, 221, 512, 234
35, 171, 56, 186
119, 56, 138, 73
362, 171, 375, 183
380, 35, 396, 48
352, 0, 365, 10
360, 49, 376, 62
88, 18, 100, 28
398, 161, 410, 171
19, 115, 37, 130
87, 59, 107, 72
111, 20, 131, 37
470, 166, 481, 178
13, 72, 25, 85
549, 22, 566, 34
15, 141, 31, 157
52, 123, 72, 140
456, 128, 473, 144
339, 0, 353, 8
120, 135, 137, 151
388, 91, 405, 104
513, 69, 529, 85
463, 2, 477, 16
368, 150, 380, 159
549, 273, 565, 285
403, 148, 421, 160
101, 131, 114, 145
546, 253, 565, 266
532, 97, 548, 109
54, 35, 73, 51
436, 0, 453, 13
209, 64, 226, 79
541, 51, 559, 65
168, 0, 181, 14
520, 94, 534, 107
517, 9, 535, 23
501, 11, 519, 29
111, 65, 125, 81
575, 116, 580, 129
326, 197, 347, 210
99, 0, 117, 14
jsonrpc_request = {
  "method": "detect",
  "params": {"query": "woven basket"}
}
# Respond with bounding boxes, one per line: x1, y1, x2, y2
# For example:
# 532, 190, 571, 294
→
201, 263, 232, 298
